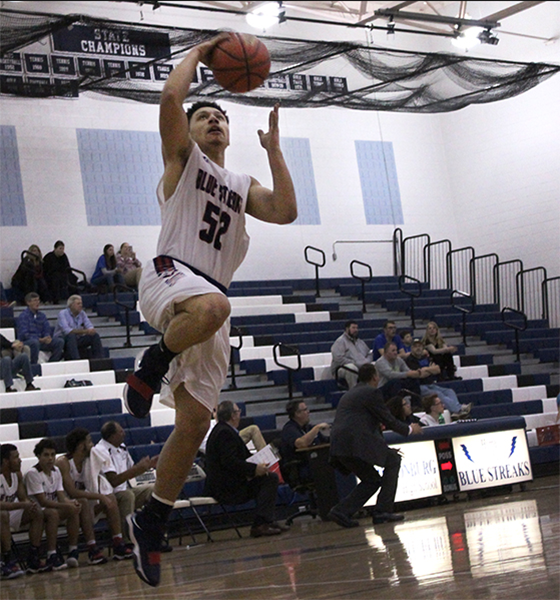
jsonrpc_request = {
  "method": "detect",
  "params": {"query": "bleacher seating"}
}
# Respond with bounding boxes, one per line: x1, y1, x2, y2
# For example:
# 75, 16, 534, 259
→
1, 274, 558, 541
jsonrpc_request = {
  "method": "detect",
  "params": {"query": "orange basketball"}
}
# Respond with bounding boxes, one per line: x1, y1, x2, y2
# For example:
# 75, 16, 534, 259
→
209, 32, 270, 93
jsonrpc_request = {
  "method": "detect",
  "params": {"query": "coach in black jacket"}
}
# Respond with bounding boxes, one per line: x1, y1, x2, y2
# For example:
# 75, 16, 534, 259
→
329, 363, 422, 527
204, 400, 286, 538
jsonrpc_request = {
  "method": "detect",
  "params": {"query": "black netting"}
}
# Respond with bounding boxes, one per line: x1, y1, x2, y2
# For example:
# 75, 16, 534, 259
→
1, 9, 559, 113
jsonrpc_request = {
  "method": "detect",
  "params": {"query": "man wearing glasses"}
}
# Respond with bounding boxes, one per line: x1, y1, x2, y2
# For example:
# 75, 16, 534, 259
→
279, 400, 330, 482
204, 401, 288, 538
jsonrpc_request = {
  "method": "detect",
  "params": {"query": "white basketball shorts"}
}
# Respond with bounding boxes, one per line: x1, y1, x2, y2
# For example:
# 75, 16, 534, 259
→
138, 256, 230, 413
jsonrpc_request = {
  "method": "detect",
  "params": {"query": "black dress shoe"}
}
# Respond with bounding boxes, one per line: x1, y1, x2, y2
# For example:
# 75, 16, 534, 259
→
250, 523, 282, 538
372, 512, 405, 524
327, 508, 359, 528
272, 521, 290, 532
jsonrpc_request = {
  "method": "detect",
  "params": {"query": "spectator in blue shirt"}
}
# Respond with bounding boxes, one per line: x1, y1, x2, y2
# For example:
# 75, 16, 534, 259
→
372, 320, 405, 361
55, 295, 104, 361
16, 292, 64, 364
91, 245, 124, 292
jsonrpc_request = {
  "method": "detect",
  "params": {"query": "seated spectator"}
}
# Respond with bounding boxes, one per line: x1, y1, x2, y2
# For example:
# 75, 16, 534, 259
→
0, 282, 15, 308
279, 399, 330, 484
422, 321, 461, 381
54, 295, 104, 361
399, 329, 413, 357
91, 244, 124, 292
375, 341, 425, 405
419, 394, 446, 426
56, 428, 132, 561
43, 241, 76, 304
405, 338, 471, 419
204, 401, 288, 538
16, 292, 64, 364
386, 395, 422, 426
1, 334, 39, 392
116, 243, 142, 289
24, 438, 83, 570
372, 320, 405, 361
91, 421, 156, 542
11, 245, 50, 305
199, 407, 266, 455
1, 443, 47, 577
330, 320, 373, 389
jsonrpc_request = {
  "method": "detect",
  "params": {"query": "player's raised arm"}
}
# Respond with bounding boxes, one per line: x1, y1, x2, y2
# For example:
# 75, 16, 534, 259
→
246, 104, 297, 225
159, 36, 227, 179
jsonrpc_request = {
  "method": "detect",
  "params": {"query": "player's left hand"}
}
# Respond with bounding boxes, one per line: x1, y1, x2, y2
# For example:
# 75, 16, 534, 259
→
258, 103, 280, 152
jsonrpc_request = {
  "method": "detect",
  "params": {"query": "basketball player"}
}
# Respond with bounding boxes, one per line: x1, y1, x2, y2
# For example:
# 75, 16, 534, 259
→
124, 35, 297, 587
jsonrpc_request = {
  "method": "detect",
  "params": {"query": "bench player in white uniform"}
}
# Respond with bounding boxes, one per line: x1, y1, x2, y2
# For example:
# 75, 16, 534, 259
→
24, 438, 82, 570
124, 34, 297, 587
56, 428, 133, 562
1, 444, 46, 577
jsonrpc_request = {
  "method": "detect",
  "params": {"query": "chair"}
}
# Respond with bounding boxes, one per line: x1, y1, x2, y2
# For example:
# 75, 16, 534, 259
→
281, 458, 319, 526
172, 463, 242, 544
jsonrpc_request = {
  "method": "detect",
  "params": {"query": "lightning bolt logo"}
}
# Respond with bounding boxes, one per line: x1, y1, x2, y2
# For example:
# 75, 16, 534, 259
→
509, 436, 517, 458
460, 444, 474, 463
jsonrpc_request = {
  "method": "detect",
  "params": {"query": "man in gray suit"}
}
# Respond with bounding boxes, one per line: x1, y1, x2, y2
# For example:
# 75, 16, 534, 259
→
328, 363, 422, 527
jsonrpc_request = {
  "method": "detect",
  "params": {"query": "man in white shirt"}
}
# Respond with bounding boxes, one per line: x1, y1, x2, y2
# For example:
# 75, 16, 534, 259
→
92, 421, 156, 541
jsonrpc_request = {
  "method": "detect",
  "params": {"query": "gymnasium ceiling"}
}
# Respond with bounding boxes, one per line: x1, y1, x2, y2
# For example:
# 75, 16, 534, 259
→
106, 1, 558, 45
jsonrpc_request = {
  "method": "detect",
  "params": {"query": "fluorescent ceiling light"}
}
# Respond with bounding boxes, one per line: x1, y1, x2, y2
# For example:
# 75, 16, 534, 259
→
452, 26, 484, 50
246, 2, 281, 31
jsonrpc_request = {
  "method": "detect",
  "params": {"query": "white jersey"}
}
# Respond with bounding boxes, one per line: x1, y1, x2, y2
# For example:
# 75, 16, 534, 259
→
156, 143, 251, 289
0, 472, 18, 503
68, 458, 87, 491
24, 466, 64, 502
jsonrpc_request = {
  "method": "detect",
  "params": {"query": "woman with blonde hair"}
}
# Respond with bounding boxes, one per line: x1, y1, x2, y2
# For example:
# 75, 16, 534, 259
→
421, 321, 460, 381
11, 244, 50, 304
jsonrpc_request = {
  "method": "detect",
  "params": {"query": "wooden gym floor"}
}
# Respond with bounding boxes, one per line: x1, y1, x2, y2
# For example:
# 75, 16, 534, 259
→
2, 475, 559, 600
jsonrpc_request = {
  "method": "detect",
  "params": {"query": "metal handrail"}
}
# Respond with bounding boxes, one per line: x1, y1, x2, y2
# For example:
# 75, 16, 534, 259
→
112, 284, 137, 348
229, 325, 243, 389
423, 239, 451, 290
446, 246, 475, 297
516, 266, 547, 319
273, 342, 302, 400
392, 228, 403, 276
19, 250, 41, 271
543, 276, 560, 328
501, 307, 527, 363
68, 267, 90, 292
398, 274, 421, 329
350, 259, 372, 313
401, 233, 430, 282
334, 364, 358, 390
451, 290, 475, 346
304, 245, 326, 297
469, 253, 499, 306
494, 259, 523, 311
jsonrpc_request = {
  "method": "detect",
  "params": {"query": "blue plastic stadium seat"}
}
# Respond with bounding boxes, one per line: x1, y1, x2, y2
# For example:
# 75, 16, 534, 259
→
97, 399, 123, 415
70, 401, 99, 418
45, 403, 73, 421
73, 415, 102, 433
18, 406, 46, 423
47, 418, 76, 438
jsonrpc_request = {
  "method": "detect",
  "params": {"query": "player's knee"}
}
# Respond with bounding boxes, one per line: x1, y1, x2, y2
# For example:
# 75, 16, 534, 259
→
45, 508, 59, 525
202, 294, 231, 332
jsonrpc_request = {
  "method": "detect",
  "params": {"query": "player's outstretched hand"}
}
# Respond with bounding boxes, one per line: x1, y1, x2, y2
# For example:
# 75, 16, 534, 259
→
258, 103, 280, 152
196, 33, 230, 67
